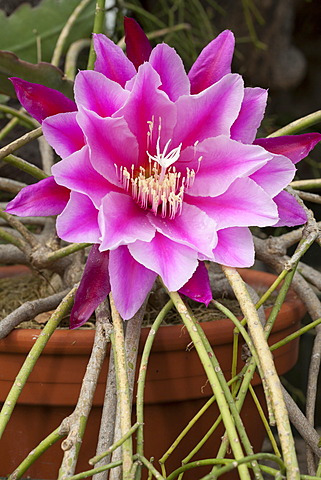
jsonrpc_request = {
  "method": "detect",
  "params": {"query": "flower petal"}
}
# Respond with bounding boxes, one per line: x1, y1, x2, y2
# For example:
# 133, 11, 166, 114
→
212, 227, 255, 267
272, 190, 307, 227
181, 135, 272, 197
188, 30, 235, 94
70, 245, 110, 329
148, 203, 217, 257
129, 233, 198, 292
116, 62, 177, 164
74, 70, 129, 117
173, 74, 244, 149
254, 133, 321, 164
250, 154, 295, 196
93, 33, 136, 87
179, 262, 212, 306
124, 17, 152, 69
109, 245, 157, 320
52, 146, 117, 208
5, 176, 69, 216
56, 192, 100, 243
10, 78, 76, 123
76, 107, 139, 185
230, 87, 268, 144
185, 177, 279, 228
149, 43, 190, 101
99, 192, 155, 250
42, 112, 84, 157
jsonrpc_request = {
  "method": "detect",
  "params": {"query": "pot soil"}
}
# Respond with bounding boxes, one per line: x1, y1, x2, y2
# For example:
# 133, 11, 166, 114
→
0, 268, 306, 479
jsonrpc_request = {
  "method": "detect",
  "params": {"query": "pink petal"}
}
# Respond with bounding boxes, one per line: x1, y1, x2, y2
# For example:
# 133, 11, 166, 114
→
272, 191, 307, 227
179, 262, 212, 306
124, 17, 152, 69
213, 227, 254, 267
109, 245, 157, 320
116, 63, 177, 164
10, 78, 76, 123
70, 245, 110, 329
76, 107, 138, 185
129, 233, 198, 292
149, 43, 190, 101
254, 133, 321, 164
173, 74, 244, 149
99, 192, 155, 250
250, 154, 295, 196
93, 33, 136, 87
5, 176, 69, 216
74, 70, 129, 117
56, 192, 100, 243
185, 177, 279, 229
188, 30, 235, 94
230, 87, 268, 144
52, 146, 117, 208
42, 112, 84, 157
148, 203, 217, 257
181, 135, 272, 197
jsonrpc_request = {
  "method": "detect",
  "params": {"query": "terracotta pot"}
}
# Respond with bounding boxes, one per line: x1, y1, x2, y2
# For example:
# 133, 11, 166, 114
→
0, 267, 305, 479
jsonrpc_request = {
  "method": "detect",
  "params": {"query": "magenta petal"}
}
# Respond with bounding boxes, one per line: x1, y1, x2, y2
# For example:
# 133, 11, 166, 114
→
250, 154, 295, 197
10, 78, 76, 123
99, 192, 155, 250
179, 262, 212, 306
272, 191, 307, 227
149, 43, 190, 101
109, 246, 157, 320
42, 112, 84, 157
213, 227, 255, 267
188, 30, 235, 94
6, 176, 69, 216
76, 107, 139, 185
74, 70, 129, 117
93, 33, 136, 87
56, 192, 100, 243
124, 17, 152, 70
70, 245, 110, 329
148, 203, 217, 257
230, 87, 268, 144
173, 74, 244, 149
254, 133, 321, 164
52, 146, 117, 208
129, 233, 198, 292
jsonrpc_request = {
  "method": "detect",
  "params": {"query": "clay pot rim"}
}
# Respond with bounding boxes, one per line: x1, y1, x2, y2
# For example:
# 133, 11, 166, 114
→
0, 267, 305, 355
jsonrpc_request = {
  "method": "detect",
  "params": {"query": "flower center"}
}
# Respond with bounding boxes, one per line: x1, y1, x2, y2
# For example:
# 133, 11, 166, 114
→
116, 118, 201, 219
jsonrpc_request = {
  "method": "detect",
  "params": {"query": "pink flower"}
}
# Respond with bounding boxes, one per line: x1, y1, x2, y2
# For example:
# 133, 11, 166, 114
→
6, 20, 321, 326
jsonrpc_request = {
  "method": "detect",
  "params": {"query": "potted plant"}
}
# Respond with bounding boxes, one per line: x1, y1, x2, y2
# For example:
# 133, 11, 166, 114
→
1, 2, 321, 480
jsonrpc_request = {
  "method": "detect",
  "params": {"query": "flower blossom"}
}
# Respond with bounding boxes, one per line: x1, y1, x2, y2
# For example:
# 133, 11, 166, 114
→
6, 19, 321, 327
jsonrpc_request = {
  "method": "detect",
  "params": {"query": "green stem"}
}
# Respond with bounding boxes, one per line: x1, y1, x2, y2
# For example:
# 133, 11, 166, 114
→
51, 0, 93, 67
222, 266, 299, 480
0, 287, 76, 439
167, 290, 251, 480
8, 428, 65, 480
109, 294, 133, 479
1, 154, 47, 180
0, 105, 38, 129
0, 116, 19, 141
136, 300, 173, 479
89, 422, 140, 465
135, 454, 165, 479
290, 179, 321, 191
268, 110, 321, 137
87, 0, 106, 70
46, 243, 91, 263
271, 317, 321, 352
65, 459, 126, 480
0, 226, 25, 249
0, 127, 43, 160
65, 39, 91, 80
201, 453, 286, 479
